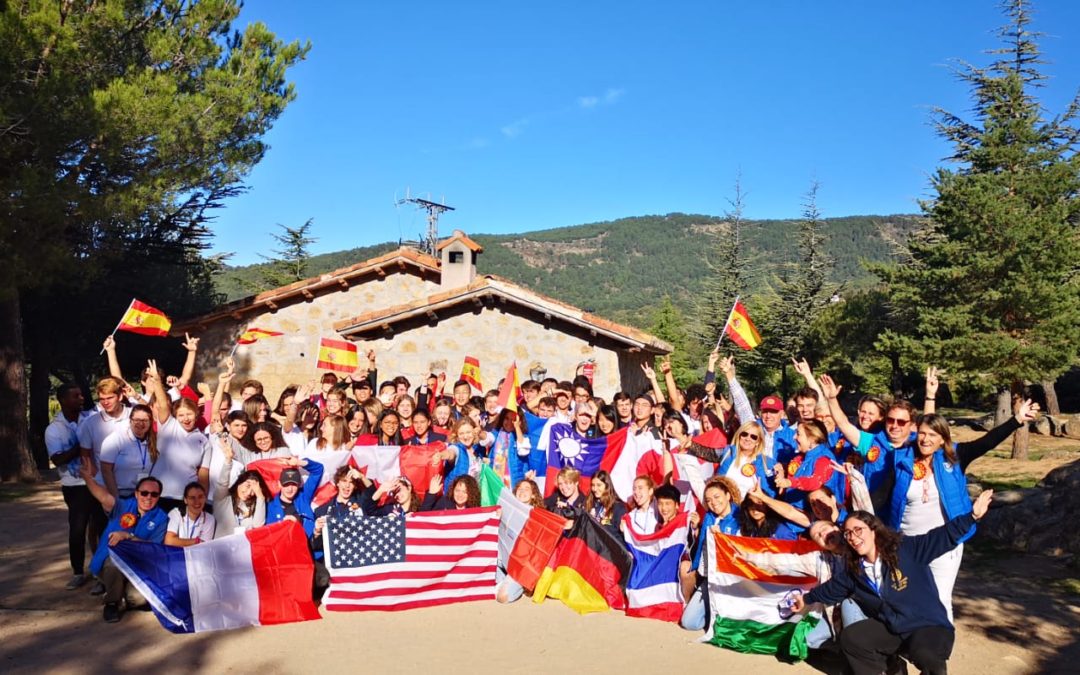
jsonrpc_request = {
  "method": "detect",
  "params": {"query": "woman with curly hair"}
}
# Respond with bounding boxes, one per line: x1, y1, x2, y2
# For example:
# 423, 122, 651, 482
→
422, 474, 481, 511
793, 491, 994, 675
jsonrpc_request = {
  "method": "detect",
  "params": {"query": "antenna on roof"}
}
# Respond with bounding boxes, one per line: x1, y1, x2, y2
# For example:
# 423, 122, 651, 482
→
395, 189, 455, 256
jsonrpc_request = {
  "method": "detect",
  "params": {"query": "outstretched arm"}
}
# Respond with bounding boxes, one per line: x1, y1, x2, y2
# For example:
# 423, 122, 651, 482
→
146, 359, 171, 424
660, 358, 684, 411
103, 335, 123, 381
819, 374, 862, 447
792, 358, 828, 414
924, 366, 941, 415
719, 356, 755, 425
178, 333, 200, 389
80, 461, 117, 513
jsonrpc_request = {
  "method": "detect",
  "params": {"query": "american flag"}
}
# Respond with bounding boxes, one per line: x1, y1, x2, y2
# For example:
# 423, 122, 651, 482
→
322, 507, 500, 612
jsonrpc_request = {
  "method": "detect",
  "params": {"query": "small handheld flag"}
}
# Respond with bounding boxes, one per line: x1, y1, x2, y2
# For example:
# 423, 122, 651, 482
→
237, 327, 284, 345
495, 362, 521, 413
460, 355, 483, 392
317, 338, 359, 373
721, 298, 761, 351
117, 299, 172, 337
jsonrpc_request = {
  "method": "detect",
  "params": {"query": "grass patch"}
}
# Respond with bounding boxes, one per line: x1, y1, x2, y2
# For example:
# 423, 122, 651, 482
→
1051, 578, 1080, 597
0, 486, 34, 502
967, 474, 1039, 491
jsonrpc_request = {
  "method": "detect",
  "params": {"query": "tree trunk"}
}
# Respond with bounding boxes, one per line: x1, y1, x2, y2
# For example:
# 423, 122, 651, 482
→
1041, 379, 1061, 416
28, 355, 52, 470
889, 353, 903, 397
1009, 384, 1028, 461
994, 388, 1012, 427
0, 290, 40, 482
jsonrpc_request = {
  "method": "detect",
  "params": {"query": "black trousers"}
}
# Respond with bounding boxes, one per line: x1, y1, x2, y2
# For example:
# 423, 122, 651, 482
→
61, 485, 98, 575
840, 618, 954, 675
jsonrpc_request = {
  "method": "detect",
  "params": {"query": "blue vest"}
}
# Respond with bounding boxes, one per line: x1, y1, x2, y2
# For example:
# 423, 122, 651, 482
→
716, 447, 776, 497
692, 507, 740, 569
768, 422, 798, 466
860, 430, 914, 495
445, 442, 484, 484
782, 443, 844, 512
888, 447, 975, 543
89, 498, 168, 575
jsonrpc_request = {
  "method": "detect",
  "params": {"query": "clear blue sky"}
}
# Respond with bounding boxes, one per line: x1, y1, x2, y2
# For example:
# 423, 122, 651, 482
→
212, 1, 1080, 265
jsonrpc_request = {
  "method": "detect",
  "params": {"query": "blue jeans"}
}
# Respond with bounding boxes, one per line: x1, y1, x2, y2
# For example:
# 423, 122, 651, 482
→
495, 567, 524, 604
680, 588, 707, 631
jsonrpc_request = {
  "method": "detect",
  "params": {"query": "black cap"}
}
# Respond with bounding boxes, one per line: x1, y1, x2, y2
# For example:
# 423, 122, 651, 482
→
280, 468, 302, 487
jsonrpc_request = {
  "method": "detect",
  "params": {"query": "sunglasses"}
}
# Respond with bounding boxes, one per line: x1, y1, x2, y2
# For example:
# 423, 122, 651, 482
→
739, 432, 760, 441
137, 490, 160, 498
885, 416, 912, 426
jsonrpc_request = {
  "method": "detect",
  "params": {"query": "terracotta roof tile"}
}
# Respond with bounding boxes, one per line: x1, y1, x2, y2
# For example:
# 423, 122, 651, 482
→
436, 230, 484, 253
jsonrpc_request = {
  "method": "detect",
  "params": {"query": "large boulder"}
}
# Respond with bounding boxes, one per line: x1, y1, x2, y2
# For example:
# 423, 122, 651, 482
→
977, 458, 1080, 558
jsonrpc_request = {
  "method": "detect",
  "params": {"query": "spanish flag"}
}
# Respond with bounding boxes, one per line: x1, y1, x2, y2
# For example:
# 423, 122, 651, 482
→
495, 362, 520, 413
316, 337, 358, 374
724, 299, 762, 350
117, 300, 172, 337
460, 355, 482, 392
237, 327, 284, 345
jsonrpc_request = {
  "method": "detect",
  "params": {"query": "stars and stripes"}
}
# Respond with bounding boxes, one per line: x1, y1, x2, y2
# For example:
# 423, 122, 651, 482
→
323, 507, 500, 612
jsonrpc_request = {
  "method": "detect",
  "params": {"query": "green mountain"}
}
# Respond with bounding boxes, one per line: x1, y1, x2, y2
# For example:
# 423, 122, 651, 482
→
214, 212, 921, 328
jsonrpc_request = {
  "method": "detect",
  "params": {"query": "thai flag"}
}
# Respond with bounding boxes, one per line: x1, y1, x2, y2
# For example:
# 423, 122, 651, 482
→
108, 522, 321, 633
621, 511, 689, 623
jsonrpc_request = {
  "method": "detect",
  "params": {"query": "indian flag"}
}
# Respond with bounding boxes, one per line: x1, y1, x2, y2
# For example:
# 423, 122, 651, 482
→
703, 532, 820, 661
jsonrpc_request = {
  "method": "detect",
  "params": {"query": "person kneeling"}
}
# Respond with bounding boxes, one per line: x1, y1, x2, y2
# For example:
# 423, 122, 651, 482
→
81, 462, 168, 623
792, 490, 994, 675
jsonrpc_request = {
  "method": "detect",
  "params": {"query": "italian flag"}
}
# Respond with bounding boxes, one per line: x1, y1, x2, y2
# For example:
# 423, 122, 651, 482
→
478, 466, 563, 592
703, 532, 820, 661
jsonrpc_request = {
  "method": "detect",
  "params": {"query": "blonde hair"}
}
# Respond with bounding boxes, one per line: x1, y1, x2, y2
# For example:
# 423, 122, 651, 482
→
734, 420, 765, 460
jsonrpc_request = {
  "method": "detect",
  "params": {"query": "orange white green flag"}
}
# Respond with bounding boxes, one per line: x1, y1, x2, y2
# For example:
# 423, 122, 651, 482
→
316, 338, 358, 374
460, 355, 483, 392
117, 299, 172, 337
722, 298, 762, 350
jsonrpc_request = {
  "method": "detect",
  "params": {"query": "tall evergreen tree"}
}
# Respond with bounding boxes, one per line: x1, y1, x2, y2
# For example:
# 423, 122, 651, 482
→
695, 177, 752, 350
0, 1, 308, 480
261, 218, 318, 288
649, 297, 697, 388
874, 0, 1080, 459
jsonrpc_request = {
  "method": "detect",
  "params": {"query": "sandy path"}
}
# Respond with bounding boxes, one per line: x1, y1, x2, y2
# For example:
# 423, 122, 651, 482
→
1, 487, 1074, 674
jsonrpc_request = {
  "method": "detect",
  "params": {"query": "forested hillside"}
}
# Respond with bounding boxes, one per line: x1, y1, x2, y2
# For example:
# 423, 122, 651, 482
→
215, 213, 920, 327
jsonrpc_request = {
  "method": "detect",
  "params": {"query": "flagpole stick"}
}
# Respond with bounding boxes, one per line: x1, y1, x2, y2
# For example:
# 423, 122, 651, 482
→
715, 296, 740, 350
100, 298, 135, 355
228, 341, 240, 360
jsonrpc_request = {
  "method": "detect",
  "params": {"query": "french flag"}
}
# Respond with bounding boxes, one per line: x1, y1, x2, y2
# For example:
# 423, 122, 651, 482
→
109, 522, 321, 633
621, 511, 689, 623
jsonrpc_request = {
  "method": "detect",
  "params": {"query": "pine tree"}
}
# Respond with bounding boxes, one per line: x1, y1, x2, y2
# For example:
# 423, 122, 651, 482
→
649, 297, 697, 388
261, 219, 317, 288
695, 176, 751, 350
874, 0, 1080, 459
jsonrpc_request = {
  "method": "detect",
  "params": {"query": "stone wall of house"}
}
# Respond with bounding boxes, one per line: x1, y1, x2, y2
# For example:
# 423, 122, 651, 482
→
358, 305, 653, 399
190, 271, 439, 397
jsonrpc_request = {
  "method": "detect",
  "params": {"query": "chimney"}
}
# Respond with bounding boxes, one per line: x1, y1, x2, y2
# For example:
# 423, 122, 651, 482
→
437, 230, 483, 289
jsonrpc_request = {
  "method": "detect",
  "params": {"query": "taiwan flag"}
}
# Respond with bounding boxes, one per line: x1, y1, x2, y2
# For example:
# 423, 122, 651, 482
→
544, 425, 628, 497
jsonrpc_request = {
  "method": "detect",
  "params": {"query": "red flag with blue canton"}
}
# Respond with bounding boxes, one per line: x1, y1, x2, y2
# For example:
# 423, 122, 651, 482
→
544, 425, 628, 497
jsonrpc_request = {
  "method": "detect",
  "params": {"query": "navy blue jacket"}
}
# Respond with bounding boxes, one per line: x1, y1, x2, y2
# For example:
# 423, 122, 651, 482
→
805, 513, 975, 636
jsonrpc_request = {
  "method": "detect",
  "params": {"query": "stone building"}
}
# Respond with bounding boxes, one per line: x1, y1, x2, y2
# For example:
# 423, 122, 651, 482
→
174, 231, 671, 399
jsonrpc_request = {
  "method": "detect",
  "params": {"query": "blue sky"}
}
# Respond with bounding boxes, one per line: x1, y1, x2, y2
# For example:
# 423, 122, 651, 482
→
212, 1, 1080, 265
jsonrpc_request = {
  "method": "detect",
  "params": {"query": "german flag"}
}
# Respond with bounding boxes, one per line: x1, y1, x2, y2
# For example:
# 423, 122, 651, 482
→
532, 511, 632, 614
237, 327, 284, 345
460, 355, 482, 392
117, 300, 172, 337
725, 299, 762, 350
317, 337, 358, 373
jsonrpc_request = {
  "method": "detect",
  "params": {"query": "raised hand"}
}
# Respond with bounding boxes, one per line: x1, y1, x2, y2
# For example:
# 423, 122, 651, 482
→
925, 366, 943, 399
183, 332, 200, 352
792, 357, 813, 380
1015, 398, 1040, 424
102, 335, 116, 352
146, 359, 160, 386
707, 348, 720, 370
641, 362, 657, 380
718, 356, 735, 380
429, 474, 443, 495
972, 489, 994, 520
659, 358, 672, 376
818, 374, 842, 400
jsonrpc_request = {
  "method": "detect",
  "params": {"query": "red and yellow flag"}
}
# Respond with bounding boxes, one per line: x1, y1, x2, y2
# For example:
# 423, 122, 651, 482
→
725, 300, 762, 350
317, 338, 358, 373
117, 300, 172, 337
496, 362, 521, 413
460, 355, 483, 392
237, 327, 284, 345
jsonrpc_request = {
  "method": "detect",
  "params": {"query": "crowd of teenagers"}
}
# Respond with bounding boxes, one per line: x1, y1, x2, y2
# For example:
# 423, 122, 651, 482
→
45, 334, 1038, 674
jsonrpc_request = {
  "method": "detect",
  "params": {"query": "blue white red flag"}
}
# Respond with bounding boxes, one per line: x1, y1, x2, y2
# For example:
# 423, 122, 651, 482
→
108, 521, 320, 633
621, 511, 689, 622
543, 425, 627, 496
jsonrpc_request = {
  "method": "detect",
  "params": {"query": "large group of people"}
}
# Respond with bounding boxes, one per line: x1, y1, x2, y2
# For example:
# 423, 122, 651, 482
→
44, 334, 1037, 674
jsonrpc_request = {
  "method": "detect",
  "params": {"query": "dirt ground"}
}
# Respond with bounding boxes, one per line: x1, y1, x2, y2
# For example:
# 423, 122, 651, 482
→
2, 433, 1078, 675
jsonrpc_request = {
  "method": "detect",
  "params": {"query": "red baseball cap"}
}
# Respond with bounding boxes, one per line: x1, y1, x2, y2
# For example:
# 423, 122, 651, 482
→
759, 395, 784, 412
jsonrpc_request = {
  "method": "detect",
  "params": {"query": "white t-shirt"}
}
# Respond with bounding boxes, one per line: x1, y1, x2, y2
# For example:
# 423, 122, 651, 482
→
154, 416, 209, 500
167, 508, 217, 542
77, 407, 131, 485
99, 427, 153, 495
200, 436, 242, 504
900, 470, 946, 535
46, 411, 93, 487
724, 453, 759, 501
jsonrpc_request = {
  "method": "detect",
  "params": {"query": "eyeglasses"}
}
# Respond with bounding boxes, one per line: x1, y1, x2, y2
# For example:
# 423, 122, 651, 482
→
137, 490, 160, 498
131, 417, 152, 424
885, 416, 911, 426
739, 432, 760, 441
843, 525, 870, 540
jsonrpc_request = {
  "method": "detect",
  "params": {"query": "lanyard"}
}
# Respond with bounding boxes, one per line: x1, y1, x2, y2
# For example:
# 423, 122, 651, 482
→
862, 560, 882, 596
135, 436, 149, 471
181, 513, 205, 539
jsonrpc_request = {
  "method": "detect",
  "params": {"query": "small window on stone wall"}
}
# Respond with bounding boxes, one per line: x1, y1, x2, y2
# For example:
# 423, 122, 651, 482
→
449, 250, 463, 263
